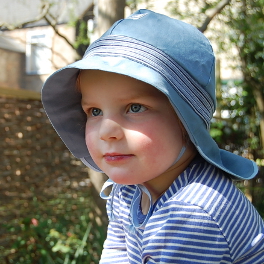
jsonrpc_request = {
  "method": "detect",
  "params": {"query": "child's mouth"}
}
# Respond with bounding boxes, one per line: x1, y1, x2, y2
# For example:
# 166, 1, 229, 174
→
103, 153, 134, 162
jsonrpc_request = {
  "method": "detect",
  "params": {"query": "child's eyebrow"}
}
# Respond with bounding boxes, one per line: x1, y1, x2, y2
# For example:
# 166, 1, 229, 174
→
80, 98, 93, 108
118, 92, 157, 102
120, 94, 145, 101
81, 95, 148, 106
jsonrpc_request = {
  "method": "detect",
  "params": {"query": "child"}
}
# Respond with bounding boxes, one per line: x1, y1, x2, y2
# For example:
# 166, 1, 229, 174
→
42, 9, 264, 263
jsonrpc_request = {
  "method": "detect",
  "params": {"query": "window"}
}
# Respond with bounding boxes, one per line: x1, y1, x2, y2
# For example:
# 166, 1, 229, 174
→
26, 31, 51, 74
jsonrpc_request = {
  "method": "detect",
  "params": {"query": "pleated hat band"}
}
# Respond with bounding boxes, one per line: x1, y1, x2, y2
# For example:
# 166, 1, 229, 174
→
84, 35, 215, 129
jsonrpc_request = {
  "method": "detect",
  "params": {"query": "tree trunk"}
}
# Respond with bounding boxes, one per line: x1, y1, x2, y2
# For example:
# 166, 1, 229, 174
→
251, 87, 264, 149
88, 0, 126, 222
88, 169, 109, 224
198, 0, 232, 32
215, 58, 222, 119
94, 0, 126, 38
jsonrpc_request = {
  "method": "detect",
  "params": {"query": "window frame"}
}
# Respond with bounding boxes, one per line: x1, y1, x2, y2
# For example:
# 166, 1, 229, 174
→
26, 30, 52, 75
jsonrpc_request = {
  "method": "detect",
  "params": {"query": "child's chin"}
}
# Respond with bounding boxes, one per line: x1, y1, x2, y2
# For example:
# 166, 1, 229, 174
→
108, 172, 139, 185
109, 177, 136, 185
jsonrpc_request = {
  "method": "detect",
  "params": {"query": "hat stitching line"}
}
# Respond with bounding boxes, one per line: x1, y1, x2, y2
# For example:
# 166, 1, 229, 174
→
85, 35, 214, 128
108, 19, 124, 35
86, 35, 214, 114
204, 45, 215, 88
88, 49, 212, 128
87, 35, 214, 114
86, 34, 215, 113
80, 157, 101, 172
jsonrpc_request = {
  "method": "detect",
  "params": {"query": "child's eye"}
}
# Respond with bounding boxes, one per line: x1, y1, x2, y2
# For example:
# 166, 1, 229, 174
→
128, 104, 147, 113
90, 108, 102, 116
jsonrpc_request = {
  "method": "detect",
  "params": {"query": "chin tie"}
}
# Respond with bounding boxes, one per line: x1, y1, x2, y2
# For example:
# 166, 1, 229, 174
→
99, 145, 186, 233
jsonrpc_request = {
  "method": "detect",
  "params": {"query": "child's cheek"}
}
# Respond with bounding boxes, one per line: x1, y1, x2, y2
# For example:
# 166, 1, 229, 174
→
85, 129, 99, 161
128, 129, 165, 162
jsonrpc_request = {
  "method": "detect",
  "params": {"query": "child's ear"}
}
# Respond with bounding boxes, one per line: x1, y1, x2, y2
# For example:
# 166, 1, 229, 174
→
178, 119, 189, 144
76, 70, 82, 92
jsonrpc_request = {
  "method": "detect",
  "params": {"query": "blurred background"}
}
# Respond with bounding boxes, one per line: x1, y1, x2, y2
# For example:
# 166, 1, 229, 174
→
0, 0, 264, 263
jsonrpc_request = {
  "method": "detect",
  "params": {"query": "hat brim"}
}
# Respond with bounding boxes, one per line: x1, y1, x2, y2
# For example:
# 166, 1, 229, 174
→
42, 55, 258, 180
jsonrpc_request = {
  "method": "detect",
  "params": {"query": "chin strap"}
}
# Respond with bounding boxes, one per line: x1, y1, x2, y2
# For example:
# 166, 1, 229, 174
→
126, 184, 153, 233
100, 179, 153, 233
100, 179, 122, 221
99, 145, 187, 233
171, 145, 186, 166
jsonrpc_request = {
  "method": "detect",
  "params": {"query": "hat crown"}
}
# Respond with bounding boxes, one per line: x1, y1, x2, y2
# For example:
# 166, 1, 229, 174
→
100, 9, 216, 105
42, 9, 258, 180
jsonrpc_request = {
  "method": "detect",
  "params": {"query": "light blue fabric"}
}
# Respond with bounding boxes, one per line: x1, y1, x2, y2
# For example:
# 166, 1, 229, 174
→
84, 35, 214, 129
100, 145, 186, 232
100, 157, 264, 263
171, 145, 186, 165
42, 9, 258, 180
40, 9, 264, 263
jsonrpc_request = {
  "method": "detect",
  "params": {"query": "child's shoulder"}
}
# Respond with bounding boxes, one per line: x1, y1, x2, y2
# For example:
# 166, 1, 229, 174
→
161, 158, 264, 261
173, 156, 248, 210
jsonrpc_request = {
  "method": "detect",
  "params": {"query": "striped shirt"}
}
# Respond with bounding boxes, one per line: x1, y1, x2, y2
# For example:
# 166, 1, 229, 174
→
100, 156, 264, 263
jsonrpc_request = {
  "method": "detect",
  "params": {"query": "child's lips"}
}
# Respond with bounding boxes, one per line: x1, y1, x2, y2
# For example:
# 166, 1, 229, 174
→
103, 153, 134, 162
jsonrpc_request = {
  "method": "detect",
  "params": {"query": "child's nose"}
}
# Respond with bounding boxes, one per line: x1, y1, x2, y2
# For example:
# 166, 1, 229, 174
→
99, 118, 124, 141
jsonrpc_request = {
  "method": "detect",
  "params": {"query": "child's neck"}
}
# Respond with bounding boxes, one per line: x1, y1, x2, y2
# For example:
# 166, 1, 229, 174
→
141, 146, 197, 214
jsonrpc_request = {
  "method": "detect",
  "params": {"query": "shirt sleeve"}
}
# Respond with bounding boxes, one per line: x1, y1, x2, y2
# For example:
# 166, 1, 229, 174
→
100, 219, 129, 263
233, 231, 264, 264
99, 186, 129, 264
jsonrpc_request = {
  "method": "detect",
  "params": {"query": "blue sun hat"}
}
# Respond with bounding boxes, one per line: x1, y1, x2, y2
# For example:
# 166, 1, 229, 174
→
42, 9, 258, 180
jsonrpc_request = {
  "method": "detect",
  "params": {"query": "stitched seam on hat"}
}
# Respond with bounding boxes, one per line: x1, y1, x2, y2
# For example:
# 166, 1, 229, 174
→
84, 35, 215, 128
205, 55, 215, 88
108, 19, 124, 35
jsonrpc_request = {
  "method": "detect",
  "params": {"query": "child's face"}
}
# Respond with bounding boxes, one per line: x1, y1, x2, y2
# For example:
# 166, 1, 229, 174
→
80, 70, 184, 185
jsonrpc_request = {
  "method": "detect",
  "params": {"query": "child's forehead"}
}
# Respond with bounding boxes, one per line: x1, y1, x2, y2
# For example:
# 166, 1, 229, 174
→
79, 70, 167, 99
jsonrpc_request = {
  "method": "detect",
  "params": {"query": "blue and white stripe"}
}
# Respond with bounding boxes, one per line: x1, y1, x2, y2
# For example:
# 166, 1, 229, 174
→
84, 35, 215, 129
100, 157, 264, 263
